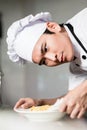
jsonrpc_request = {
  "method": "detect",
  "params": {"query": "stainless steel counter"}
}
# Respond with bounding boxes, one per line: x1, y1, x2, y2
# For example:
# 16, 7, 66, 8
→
0, 106, 87, 130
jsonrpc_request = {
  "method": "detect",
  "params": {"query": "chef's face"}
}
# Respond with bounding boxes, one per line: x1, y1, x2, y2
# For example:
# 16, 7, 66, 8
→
32, 22, 74, 67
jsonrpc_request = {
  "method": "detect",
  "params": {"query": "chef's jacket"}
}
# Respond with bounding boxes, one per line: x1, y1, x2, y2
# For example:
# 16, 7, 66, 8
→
64, 8, 87, 90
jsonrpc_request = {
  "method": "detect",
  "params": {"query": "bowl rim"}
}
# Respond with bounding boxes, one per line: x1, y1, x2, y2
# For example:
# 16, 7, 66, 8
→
14, 108, 62, 114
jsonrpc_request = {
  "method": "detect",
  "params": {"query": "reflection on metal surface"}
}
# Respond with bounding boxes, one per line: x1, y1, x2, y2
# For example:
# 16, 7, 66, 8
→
0, 106, 87, 130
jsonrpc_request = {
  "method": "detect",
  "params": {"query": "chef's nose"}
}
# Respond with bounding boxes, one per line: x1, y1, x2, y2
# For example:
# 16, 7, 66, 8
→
44, 52, 57, 61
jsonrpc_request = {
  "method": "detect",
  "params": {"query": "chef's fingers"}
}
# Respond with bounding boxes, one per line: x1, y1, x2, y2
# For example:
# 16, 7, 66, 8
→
58, 99, 74, 113
77, 108, 85, 118
70, 103, 80, 119
58, 101, 67, 112
14, 98, 25, 109
20, 102, 32, 109
66, 103, 74, 114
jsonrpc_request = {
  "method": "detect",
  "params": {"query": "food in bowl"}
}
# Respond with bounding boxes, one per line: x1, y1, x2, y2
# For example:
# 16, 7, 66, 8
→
29, 105, 51, 111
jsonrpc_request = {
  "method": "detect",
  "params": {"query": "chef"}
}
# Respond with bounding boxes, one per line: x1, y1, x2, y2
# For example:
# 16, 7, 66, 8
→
6, 8, 87, 119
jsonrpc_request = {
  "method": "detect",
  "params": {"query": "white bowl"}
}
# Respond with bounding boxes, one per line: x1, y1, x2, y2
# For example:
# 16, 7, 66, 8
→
14, 108, 65, 122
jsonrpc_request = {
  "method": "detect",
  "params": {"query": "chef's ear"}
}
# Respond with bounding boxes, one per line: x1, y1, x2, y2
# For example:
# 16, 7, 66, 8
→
46, 22, 61, 32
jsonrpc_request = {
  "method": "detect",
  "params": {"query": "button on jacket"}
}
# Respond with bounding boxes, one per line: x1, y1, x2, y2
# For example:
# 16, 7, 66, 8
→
64, 8, 87, 90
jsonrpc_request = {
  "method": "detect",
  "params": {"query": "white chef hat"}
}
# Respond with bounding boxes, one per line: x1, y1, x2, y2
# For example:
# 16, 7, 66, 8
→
6, 12, 52, 63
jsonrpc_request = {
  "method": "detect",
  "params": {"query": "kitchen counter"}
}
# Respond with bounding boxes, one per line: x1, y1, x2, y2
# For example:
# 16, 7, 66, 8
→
0, 105, 87, 130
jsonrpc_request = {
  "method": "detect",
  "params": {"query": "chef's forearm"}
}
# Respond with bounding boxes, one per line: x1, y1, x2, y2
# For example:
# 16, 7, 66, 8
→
37, 95, 65, 106
68, 80, 87, 98
80, 80, 87, 97
37, 98, 57, 106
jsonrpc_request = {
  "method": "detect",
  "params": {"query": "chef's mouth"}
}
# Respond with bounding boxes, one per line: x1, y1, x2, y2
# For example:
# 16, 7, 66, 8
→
60, 52, 67, 63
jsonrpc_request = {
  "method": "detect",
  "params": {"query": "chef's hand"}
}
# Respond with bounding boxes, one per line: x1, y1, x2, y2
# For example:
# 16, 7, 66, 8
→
58, 82, 87, 119
14, 98, 38, 109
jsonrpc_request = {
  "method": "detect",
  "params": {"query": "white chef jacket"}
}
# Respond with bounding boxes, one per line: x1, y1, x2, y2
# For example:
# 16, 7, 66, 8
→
64, 8, 87, 90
